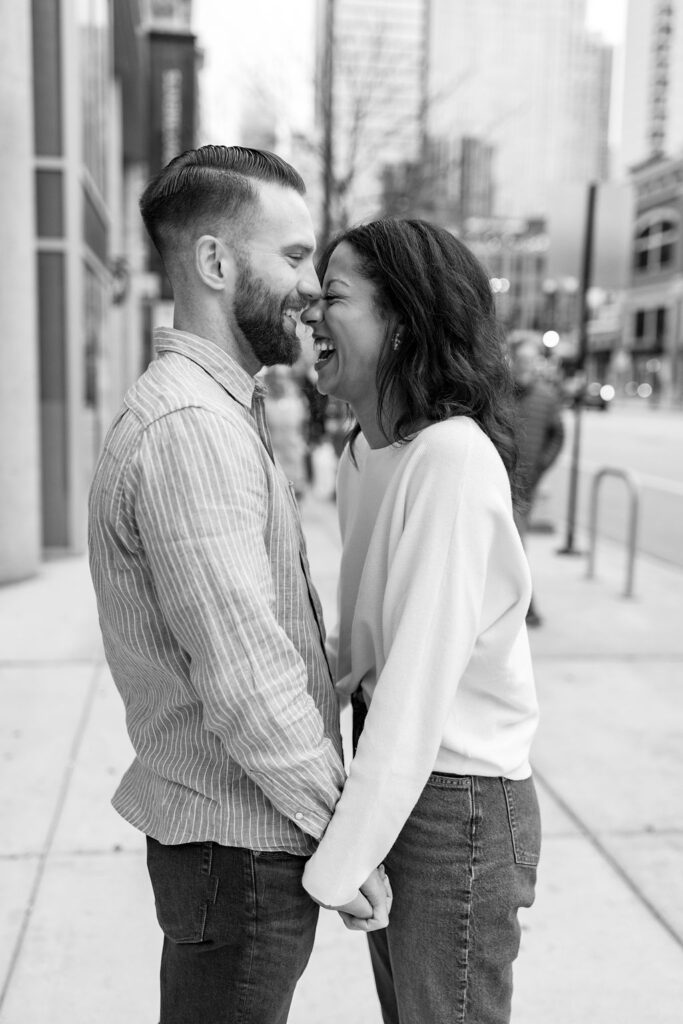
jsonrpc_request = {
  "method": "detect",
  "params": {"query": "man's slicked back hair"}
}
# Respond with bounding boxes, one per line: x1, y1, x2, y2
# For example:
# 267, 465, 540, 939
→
139, 144, 306, 262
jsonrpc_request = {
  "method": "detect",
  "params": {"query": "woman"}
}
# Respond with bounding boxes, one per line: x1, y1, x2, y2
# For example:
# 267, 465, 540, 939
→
301, 219, 541, 1024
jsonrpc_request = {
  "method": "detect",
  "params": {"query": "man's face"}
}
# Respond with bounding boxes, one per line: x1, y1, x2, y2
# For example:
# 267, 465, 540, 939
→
232, 182, 320, 368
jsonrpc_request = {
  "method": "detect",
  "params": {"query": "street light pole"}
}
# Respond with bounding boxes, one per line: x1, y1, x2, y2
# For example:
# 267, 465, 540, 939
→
558, 180, 597, 556
321, 0, 335, 250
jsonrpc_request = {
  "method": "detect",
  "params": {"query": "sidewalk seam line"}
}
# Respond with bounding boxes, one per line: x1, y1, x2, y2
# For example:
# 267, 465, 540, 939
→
534, 767, 683, 952
0, 664, 102, 1015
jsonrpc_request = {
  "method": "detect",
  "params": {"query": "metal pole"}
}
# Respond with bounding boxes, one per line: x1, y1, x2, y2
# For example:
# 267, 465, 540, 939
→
585, 468, 641, 598
321, 0, 335, 250
558, 181, 597, 556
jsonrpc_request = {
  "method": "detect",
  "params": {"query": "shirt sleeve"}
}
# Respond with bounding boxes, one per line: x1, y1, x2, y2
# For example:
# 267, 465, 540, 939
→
134, 407, 345, 839
302, 431, 513, 904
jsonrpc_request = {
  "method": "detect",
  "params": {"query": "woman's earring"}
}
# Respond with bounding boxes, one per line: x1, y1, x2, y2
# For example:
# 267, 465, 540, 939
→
392, 331, 401, 351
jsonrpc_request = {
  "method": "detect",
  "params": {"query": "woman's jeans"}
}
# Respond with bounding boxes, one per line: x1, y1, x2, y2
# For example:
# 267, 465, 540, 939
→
368, 772, 541, 1024
145, 837, 319, 1024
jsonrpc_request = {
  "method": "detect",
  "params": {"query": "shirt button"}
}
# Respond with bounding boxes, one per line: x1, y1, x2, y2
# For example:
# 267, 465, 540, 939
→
295, 812, 304, 821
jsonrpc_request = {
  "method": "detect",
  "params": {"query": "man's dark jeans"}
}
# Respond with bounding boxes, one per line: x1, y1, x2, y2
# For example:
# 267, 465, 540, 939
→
146, 837, 319, 1024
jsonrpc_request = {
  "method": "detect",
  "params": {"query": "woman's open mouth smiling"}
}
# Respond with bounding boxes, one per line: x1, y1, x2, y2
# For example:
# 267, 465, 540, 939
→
314, 338, 337, 371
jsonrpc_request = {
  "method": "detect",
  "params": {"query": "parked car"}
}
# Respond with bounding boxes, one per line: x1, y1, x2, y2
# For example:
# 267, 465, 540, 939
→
584, 381, 615, 410
562, 376, 615, 411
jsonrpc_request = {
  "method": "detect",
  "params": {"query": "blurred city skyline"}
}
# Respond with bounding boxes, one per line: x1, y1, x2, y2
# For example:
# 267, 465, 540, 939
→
2, 0, 682, 583
194, 0, 628, 150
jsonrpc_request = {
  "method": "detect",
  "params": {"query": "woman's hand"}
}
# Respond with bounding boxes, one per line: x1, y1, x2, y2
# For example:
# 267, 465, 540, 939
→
336, 865, 392, 932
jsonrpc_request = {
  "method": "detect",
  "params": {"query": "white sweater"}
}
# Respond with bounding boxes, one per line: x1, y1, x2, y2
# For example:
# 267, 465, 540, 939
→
302, 418, 539, 906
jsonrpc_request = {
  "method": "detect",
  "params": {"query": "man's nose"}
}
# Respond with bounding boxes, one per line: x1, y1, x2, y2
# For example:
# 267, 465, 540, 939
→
299, 262, 322, 303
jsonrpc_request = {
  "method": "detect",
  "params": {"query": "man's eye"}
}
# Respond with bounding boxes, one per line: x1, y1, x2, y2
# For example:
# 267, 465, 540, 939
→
287, 253, 305, 264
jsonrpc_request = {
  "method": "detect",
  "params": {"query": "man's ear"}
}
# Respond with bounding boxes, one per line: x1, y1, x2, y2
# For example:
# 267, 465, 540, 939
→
195, 235, 236, 291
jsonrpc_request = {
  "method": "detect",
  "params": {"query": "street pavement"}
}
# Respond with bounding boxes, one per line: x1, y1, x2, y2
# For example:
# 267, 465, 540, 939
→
1, 488, 682, 1023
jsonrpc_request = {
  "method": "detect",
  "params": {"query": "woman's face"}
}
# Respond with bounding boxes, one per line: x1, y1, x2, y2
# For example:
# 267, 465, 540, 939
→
302, 242, 389, 411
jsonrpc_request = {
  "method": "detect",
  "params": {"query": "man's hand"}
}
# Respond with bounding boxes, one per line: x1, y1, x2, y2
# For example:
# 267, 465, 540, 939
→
337, 866, 392, 932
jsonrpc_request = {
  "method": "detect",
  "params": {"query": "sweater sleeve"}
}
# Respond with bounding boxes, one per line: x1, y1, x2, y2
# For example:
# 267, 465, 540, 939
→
302, 428, 510, 905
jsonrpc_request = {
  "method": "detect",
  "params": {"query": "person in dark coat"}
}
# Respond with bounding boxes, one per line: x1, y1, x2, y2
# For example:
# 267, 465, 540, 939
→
510, 339, 565, 626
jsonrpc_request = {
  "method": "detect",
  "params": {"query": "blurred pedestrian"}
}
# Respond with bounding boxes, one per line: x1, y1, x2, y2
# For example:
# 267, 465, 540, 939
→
301, 219, 540, 1024
263, 366, 308, 498
88, 145, 388, 1024
298, 363, 329, 483
510, 338, 566, 626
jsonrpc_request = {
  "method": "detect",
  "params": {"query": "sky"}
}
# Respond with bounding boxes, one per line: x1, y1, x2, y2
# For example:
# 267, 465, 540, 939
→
586, 0, 628, 42
193, 0, 629, 146
193, 0, 317, 144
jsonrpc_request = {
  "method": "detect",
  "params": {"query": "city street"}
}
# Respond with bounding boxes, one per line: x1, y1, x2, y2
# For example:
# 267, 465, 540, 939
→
1, 486, 682, 1023
3, 0, 683, 1019
540, 401, 683, 570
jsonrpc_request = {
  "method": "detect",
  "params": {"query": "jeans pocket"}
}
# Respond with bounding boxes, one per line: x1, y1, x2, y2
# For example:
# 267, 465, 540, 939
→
146, 837, 219, 944
502, 777, 542, 867
253, 851, 307, 864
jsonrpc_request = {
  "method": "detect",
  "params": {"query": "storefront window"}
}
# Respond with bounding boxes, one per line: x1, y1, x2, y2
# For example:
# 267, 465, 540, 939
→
633, 210, 679, 274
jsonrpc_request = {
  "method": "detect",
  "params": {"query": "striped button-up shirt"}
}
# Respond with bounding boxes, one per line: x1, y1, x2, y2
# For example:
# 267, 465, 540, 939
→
88, 327, 345, 854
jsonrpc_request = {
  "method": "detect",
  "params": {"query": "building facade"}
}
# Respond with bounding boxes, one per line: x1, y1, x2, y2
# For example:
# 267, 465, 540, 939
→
0, 0, 199, 582
426, 0, 612, 220
623, 155, 683, 402
619, 0, 683, 175
465, 217, 551, 334
616, 0, 683, 404
381, 134, 494, 227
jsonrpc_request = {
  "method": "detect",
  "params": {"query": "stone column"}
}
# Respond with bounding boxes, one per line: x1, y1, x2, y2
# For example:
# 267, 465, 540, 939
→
0, 0, 41, 581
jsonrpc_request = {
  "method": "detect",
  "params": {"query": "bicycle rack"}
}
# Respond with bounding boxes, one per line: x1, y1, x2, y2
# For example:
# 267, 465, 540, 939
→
586, 467, 641, 598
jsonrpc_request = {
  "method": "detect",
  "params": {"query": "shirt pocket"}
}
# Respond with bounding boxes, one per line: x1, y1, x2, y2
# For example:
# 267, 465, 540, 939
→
502, 776, 542, 867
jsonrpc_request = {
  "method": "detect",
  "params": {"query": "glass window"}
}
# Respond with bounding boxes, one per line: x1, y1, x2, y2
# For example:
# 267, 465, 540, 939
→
37, 252, 69, 546
633, 211, 679, 274
36, 170, 64, 238
635, 311, 645, 338
33, 0, 63, 155
656, 307, 667, 341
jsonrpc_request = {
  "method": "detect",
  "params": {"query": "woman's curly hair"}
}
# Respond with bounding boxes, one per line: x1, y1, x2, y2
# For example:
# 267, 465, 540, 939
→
316, 218, 518, 484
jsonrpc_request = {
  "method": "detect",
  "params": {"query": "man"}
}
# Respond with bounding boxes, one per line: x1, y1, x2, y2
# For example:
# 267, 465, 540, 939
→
88, 146, 388, 1024
510, 338, 565, 626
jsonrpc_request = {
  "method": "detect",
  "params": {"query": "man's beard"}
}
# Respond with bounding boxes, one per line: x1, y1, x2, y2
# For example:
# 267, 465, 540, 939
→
233, 257, 302, 367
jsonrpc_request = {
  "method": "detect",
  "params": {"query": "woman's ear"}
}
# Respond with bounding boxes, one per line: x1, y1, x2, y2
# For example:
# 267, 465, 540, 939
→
195, 235, 236, 291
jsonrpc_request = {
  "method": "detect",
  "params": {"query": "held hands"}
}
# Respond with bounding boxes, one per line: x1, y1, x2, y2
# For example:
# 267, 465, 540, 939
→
336, 865, 393, 932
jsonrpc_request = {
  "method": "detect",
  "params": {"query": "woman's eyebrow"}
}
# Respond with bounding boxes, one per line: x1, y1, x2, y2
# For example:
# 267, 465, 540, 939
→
324, 277, 349, 289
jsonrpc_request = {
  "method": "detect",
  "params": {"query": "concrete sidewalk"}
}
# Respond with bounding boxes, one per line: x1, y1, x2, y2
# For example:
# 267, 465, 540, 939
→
1, 492, 682, 1022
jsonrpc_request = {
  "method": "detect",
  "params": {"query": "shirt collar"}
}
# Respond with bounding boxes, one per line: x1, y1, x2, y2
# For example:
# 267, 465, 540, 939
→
153, 327, 266, 408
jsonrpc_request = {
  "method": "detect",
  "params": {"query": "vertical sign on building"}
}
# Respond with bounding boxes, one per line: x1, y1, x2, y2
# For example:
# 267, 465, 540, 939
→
148, 30, 197, 297
648, 1, 675, 156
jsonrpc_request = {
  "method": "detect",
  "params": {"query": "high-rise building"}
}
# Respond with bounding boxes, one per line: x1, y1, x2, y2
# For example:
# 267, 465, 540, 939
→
619, 0, 683, 172
380, 135, 494, 227
426, 0, 612, 219
316, 0, 428, 229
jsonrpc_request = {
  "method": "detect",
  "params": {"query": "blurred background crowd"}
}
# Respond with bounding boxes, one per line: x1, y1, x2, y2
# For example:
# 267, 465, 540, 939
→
2, 0, 682, 585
